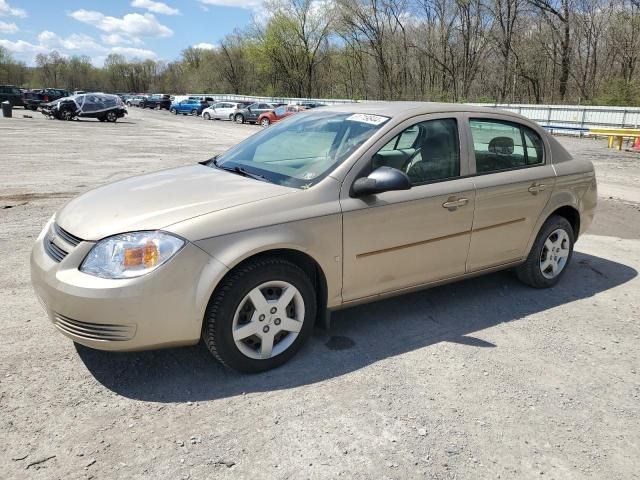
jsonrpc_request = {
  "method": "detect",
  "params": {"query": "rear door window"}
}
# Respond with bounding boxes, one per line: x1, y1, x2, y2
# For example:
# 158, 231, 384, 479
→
470, 119, 544, 173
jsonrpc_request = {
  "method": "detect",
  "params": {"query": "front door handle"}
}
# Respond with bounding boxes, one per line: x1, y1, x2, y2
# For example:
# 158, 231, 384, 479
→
442, 197, 469, 210
528, 183, 546, 194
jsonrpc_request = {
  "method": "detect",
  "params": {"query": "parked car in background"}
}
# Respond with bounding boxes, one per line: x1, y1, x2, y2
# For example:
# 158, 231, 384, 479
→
143, 94, 172, 110
31, 103, 597, 373
233, 102, 276, 124
257, 104, 305, 127
189, 96, 215, 106
299, 101, 327, 109
126, 95, 146, 107
22, 88, 71, 111
169, 98, 208, 116
202, 101, 250, 121
73, 90, 86, 96
42, 93, 127, 122
0, 85, 24, 107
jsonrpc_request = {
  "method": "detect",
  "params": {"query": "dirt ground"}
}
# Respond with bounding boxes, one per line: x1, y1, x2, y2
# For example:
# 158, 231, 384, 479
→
1, 107, 639, 480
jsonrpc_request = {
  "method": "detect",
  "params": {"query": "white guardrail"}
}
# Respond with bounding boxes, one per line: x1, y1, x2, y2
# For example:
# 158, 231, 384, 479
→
177, 94, 640, 132
472, 103, 640, 133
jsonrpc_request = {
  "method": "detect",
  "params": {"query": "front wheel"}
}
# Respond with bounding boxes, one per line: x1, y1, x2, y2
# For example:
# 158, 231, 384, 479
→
234, 114, 244, 124
516, 215, 574, 288
202, 257, 316, 373
191, 109, 198, 115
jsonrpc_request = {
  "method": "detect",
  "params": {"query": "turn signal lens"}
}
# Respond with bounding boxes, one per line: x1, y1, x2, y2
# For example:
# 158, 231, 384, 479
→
123, 243, 159, 268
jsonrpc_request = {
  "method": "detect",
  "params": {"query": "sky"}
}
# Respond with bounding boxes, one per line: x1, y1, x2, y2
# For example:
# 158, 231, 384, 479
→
0, 0, 261, 66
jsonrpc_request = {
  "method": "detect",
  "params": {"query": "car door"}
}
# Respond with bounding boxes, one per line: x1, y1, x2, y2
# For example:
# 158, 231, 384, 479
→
465, 115, 555, 271
340, 114, 476, 302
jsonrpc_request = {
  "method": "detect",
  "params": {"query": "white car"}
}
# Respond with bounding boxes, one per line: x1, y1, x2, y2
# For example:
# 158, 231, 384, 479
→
202, 102, 246, 121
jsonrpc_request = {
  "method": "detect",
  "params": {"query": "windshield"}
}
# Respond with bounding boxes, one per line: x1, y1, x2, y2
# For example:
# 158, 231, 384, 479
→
212, 111, 390, 188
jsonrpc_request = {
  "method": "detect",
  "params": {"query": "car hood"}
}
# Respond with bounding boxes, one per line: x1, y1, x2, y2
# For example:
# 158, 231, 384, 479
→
56, 165, 296, 241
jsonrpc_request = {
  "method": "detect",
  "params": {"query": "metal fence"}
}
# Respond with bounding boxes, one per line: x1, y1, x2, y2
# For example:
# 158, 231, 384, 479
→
177, 94, 640, 131
182, 93, 357, 106
472, 103, 640, 131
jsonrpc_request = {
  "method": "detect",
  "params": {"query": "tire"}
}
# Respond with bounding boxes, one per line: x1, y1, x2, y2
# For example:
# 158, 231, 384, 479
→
234, 114, 244, 124
106, 111, 118, 123
191, 109, 198, 115
170, 108, 177, 115
203, 112, 211, 120
202, 257, 317, 373
260, 117, 271, 127
127, 102, 132, 107
61, 109, 74, 121
516, 215, 574, 288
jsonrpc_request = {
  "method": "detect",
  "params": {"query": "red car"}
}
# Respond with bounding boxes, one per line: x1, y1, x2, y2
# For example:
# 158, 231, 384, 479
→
257, 105, 305, 127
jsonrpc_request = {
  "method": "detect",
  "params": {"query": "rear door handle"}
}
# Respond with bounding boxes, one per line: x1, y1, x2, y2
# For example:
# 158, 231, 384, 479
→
442, 197, 469, 210
528, 183, 546, 194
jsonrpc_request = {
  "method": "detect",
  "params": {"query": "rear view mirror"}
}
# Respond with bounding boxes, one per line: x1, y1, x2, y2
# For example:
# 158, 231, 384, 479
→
352, 166, 411, 197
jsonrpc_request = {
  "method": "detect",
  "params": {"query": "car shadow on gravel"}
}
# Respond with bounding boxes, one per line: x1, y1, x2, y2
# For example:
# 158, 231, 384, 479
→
76, 251, 637, 402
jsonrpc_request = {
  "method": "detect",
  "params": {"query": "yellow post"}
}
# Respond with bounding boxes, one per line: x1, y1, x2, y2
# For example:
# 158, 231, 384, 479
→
608, 136, 614, 148
617, 136, 623, 150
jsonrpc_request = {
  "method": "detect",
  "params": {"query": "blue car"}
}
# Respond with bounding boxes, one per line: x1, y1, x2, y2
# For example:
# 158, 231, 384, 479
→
169, 98, 208, 116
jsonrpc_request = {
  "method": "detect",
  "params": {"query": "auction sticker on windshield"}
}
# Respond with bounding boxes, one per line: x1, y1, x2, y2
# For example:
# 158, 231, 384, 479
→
346, 114, 390, 125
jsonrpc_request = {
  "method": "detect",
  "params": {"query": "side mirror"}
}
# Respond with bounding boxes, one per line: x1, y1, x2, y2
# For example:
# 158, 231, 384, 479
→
352, 166, 411, 197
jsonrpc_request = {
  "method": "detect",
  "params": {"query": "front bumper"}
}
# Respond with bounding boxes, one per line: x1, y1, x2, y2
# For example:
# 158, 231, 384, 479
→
30, 222, 228, 351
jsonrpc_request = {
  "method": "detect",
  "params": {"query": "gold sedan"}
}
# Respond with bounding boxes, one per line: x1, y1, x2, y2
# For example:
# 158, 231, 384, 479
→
31, 103, 597, 372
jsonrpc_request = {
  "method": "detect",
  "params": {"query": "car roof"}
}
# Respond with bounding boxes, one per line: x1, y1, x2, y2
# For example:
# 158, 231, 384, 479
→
318, 101, 528, 122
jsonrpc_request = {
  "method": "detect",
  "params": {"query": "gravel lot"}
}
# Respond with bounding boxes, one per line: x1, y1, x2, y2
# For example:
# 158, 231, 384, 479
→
1, 107, 639, 480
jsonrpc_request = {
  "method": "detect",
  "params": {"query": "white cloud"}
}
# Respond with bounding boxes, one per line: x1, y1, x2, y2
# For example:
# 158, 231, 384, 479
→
0, 20, 18, 33
0, 0, 26, 18
101, 33, 143, 46
198, 0, 263, 10
69, 10, 173, 45
0, 30, 158, 65
193, 42, 217, 50
0, 38, 46, 55
38, 31, 104, 52
131, 0, 180, 16
110, 46, 157, 59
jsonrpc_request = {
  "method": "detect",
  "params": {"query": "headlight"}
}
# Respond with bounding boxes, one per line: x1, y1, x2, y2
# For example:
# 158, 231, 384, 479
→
80, 231, 185, 279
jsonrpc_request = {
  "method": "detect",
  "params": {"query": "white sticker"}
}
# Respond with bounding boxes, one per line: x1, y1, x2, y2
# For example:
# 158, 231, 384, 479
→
346, 113, 390, 125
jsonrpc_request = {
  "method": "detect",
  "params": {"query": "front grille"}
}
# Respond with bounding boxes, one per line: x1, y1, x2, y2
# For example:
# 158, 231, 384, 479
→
54, 223, 83, 247
44, 239, 67, 262
43, 223, 84, 263
53, 313, 136, 341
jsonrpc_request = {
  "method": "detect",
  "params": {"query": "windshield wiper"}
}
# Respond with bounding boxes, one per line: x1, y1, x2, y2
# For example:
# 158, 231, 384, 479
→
212, 160, 270, 183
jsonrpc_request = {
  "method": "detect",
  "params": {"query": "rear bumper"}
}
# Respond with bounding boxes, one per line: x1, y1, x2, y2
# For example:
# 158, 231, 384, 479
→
30, 221, 228, 351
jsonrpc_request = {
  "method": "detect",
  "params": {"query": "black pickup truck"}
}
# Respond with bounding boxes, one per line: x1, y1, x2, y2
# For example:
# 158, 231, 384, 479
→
23, 88, 71, 110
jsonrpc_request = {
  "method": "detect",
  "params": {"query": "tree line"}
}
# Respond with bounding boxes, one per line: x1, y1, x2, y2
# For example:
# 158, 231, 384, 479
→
1, 0, 639, 106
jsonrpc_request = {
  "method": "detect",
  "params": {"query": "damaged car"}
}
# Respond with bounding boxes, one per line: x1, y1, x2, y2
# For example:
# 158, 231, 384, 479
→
42, 93, 127, 122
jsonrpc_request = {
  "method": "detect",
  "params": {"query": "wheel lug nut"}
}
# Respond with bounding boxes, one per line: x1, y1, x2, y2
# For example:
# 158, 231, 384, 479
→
263, 325, 270, 333
274, 318, 281, 325
270, 307, 277, 314
259, 314, 265, 321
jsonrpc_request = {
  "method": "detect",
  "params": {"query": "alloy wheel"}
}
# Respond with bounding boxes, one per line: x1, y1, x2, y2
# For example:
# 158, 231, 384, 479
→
231, 281, 305, 360
539, 228, 570, 279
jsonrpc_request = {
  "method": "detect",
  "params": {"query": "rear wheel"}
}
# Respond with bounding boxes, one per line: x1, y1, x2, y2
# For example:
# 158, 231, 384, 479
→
203, 112, 211, 120
234, 114, 244, 124
260, 117, 271, 127
202, 257, 316, 373
106, 110, 118, 123
516, 215, 574, 288
170, 108, 177, 115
